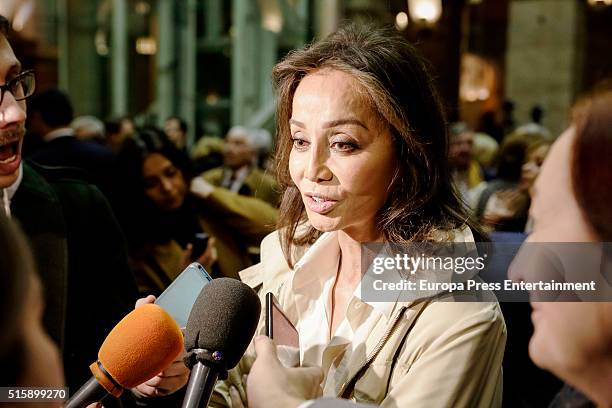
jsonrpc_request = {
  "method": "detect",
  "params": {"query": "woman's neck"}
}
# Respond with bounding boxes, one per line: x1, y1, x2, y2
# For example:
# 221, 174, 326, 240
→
337, 226, 382, 282
328, 228, 381, 337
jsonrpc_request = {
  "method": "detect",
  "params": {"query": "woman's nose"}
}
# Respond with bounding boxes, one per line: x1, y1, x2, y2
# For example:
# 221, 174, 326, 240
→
160, 177, 174, 194
304, 147, 333, 182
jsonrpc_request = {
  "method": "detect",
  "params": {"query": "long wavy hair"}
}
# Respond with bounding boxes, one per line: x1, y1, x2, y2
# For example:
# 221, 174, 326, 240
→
272, 24, 484, 267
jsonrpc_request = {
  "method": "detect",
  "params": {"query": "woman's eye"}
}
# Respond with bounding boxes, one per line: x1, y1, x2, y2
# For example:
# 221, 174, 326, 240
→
165, 167, 178, 177
331, 141, 357, 152
291, 137, 309, 150
143, 178, 159, 190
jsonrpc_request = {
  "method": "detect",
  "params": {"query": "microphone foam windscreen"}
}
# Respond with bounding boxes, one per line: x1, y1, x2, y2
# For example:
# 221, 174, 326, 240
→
184, 278, 261, 369
95, 304, 184, 389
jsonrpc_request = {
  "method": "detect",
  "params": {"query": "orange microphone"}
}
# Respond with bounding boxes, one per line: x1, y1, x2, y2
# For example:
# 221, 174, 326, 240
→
65, 304, 183, 408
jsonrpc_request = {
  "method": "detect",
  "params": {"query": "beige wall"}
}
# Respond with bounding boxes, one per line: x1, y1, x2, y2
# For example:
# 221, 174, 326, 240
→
505, 0, 584, 137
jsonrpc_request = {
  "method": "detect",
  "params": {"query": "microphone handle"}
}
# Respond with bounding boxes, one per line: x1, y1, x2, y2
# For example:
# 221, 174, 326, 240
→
182, 362, 220, 408
65, 376, 109, 408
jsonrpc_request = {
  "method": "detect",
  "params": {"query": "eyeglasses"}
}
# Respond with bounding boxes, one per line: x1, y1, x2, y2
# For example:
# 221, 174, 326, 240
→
0, 70, 35, 106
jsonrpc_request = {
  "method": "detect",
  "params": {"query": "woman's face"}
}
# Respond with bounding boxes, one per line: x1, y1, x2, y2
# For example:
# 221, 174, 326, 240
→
288, 69, 396, 240
520, 143, 550, 191
142, 153, 187, 212
527, 128, 594, 243
516, 127, 612, 383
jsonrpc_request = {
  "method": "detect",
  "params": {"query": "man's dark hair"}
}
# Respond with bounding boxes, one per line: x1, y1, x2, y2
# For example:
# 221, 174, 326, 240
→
104, 119, 121, 135
0, 15, 9, 35
167, 116, 187, 133
495, 138, 527, 181
29, 88, 74, 128
105, 115, 132, 135
530, 105, 544, 124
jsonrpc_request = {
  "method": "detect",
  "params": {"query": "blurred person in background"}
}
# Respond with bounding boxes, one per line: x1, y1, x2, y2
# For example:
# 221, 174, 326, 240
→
520, 140, 552, 232
478, 110, 504, 144
515, 105, 552, 141
190, 134, 225, 172
475, 127, 553, 233
70, 115, 105, 144
448, 121, 483, 208
472, 130, 499, 174
520, 139, 552, 194
164, 116, 188, 151
104, 115, 135, 153
478, 131, 552, 233
116, 127, 277, 291
510, 83, 612, 407
501, 99, 516, 139
474, 138, 529, 232
26, 88, 115, 193
202, 125, 280, 206
0, 213, 64, 408
190, 120, 225, 171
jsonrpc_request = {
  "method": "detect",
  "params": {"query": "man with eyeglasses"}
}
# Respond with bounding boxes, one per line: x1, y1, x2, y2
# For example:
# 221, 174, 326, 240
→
0, 15, 145, 402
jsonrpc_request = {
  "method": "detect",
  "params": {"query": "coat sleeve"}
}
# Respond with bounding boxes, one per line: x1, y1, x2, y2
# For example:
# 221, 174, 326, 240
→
195, 186, 278, 244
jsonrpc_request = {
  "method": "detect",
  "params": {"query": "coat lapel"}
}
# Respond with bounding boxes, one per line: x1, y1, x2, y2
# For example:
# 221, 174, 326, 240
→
11, 164, 69, 352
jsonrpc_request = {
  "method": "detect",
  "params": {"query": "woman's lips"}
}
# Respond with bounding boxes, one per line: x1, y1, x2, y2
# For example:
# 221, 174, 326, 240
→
304, 194, 339, 215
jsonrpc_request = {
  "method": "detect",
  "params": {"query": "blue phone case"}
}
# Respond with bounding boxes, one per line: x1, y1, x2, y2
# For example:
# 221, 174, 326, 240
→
155, 262, 213, 327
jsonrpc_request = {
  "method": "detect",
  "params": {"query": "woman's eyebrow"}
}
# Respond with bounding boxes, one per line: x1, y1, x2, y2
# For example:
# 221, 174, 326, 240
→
289, 119, 305, 128
323, 118, 368, 130
289, 118, 370, 131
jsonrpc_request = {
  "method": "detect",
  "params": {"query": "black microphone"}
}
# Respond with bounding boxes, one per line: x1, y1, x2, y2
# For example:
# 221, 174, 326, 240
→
182, 278, 261, 408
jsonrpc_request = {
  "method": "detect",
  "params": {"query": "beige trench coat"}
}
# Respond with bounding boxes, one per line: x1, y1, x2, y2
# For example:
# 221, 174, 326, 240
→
210, 229, 506, 407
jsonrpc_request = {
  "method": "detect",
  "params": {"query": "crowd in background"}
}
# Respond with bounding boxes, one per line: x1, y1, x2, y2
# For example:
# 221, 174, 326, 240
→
23, 88, 280, 296
24, 86, 557, 255
449, 104, 554, 235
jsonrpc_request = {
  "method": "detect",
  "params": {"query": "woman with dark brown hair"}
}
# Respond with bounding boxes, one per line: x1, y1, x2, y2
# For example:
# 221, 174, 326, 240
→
511, 83, 612, 407
209, 24, 505, 407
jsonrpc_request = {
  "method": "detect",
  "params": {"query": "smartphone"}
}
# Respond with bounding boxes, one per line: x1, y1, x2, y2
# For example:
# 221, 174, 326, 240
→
155, 262, 213, 327
190, 232, 210, 261
265, 292, 299, 348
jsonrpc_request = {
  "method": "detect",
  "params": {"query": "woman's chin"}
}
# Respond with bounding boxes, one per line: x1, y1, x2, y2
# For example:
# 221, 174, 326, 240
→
307, 214, 342, 233
528, 331, 568, 376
